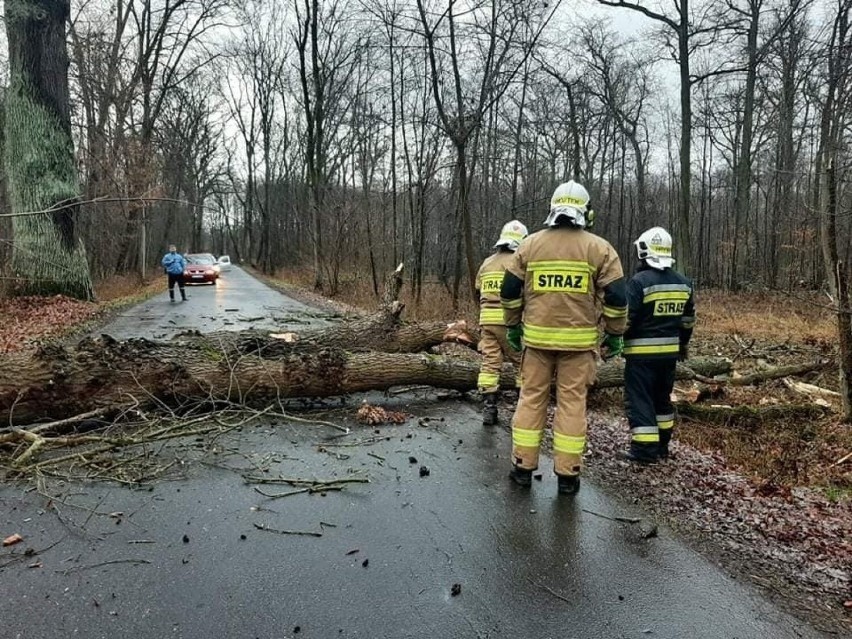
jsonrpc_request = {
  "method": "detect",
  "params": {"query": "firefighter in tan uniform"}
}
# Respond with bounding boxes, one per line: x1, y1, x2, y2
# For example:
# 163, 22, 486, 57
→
501, 181, 628, 495
475, 220, 529, 425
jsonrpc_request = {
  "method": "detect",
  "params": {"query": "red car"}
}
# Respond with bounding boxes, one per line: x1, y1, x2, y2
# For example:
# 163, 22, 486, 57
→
184, 254, 220, 285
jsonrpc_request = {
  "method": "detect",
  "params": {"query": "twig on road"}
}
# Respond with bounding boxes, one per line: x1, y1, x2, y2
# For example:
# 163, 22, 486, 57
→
581, 509, 641, 524
528, 579, 572, 604
58, 558, 152, 575
253, 484, 347, 499
0, 538, 65, 570
252, 523, 323, 537
243, 475, 369, 487
319, 436, 387, 448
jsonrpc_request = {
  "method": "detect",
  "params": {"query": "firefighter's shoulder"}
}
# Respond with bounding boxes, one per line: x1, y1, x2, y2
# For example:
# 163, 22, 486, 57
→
669, 268, 695, 289
577, 228, 621, 263
631, 268, 659, 286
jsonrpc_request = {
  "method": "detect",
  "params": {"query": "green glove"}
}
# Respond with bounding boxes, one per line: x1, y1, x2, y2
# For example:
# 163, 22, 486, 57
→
507, 324, 524, 352
601, 333, 624, 360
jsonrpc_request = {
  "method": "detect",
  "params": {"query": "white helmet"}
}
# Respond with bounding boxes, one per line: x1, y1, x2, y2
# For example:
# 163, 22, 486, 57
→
494, 219, 529, 251
544, 181, 593, 228
635, 227, 675, 270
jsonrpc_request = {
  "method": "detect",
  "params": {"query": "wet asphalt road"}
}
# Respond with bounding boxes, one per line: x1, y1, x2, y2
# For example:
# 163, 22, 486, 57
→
98, 265, 334, 340
0, 269, 834, 639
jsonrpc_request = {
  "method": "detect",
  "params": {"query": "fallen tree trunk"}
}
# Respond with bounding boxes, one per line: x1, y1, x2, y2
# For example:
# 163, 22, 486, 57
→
677, 402, 828, 426
0, 336, 731, 425
190, 264, 475, 354
727, 360, 830, 386
220, 318, 464, 355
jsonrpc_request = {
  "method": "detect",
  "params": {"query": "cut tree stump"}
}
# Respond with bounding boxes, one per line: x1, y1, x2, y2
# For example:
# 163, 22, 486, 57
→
0, 334, 731, 425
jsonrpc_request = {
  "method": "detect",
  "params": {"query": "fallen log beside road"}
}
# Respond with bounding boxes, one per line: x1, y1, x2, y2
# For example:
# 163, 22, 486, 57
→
677, 402, 828, 425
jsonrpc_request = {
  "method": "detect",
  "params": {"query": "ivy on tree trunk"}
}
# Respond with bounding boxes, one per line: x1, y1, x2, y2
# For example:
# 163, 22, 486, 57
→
4, 0, 93, 300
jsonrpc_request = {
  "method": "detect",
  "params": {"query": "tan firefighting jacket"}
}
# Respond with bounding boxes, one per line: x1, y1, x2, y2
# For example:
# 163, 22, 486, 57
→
502, 226, 627, 350
476, 250, 515, 326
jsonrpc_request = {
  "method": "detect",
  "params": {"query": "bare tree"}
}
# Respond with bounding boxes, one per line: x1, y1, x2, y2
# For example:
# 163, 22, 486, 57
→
815, 0, 852, 419
723, 0, 805, 289
596, 0, 726, 276
294, 0, 365, 291
415, 0, 561, 304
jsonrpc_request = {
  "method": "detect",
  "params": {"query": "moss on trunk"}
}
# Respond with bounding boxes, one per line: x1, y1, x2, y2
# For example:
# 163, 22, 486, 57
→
4, 0, 93, 300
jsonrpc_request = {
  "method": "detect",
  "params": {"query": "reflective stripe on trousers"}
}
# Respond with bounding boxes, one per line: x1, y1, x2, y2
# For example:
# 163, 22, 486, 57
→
511, 348, 595, 476
625, 359, 677, 447
477, 372, 500, 389
657, 413, 675, 430
553, 432, 586, 455
478, 325, 519, 393
512, 428, 543, 448
631, 425, 659, 443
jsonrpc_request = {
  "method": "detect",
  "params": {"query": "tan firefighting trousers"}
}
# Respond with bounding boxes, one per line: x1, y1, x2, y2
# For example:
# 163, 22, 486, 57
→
477, 326, 521, 393
511, 347, 596, 476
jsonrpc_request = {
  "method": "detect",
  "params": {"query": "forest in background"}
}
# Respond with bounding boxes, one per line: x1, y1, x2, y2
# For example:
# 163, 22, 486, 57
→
0, 0, 850, 306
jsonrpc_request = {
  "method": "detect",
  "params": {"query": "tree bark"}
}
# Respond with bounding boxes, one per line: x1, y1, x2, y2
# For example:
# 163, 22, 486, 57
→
5, 0, 94, 299
0, 335, 732, 426
218, 314, 458, 355
676, 0, 694, 276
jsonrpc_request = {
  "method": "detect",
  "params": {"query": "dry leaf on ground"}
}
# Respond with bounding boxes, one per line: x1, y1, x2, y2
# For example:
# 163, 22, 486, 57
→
0, 296, 98, 353
356, 403, 410, 425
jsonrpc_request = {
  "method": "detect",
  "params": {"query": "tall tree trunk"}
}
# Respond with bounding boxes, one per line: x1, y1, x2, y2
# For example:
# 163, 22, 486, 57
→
567, 83, 582, 181
730, 2, 760, 291
676, 3, 694, 276
5, 0, 94, 300
510, 66, 530, 212
817, 2, 852, 420
821, 161, 852, 420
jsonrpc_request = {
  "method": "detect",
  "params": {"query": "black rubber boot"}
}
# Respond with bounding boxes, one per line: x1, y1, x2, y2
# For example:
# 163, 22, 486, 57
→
659, 429, 673, 459
169, 290, 175, 303
508, 466, 533, 487
619, 443, 660, 465
557, 474, 581, 496
482, 393, 498, 426
180, 289, 188, 302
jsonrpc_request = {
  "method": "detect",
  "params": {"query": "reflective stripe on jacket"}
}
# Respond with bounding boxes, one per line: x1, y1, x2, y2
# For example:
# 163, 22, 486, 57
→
624, 267, 696, 358
476, 251, 515, 326
502, 227, 626, 351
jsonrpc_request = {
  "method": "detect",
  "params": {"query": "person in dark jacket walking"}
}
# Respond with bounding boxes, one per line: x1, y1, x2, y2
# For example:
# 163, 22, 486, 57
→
621, 227, 695, 463
161, 245, 188, 302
